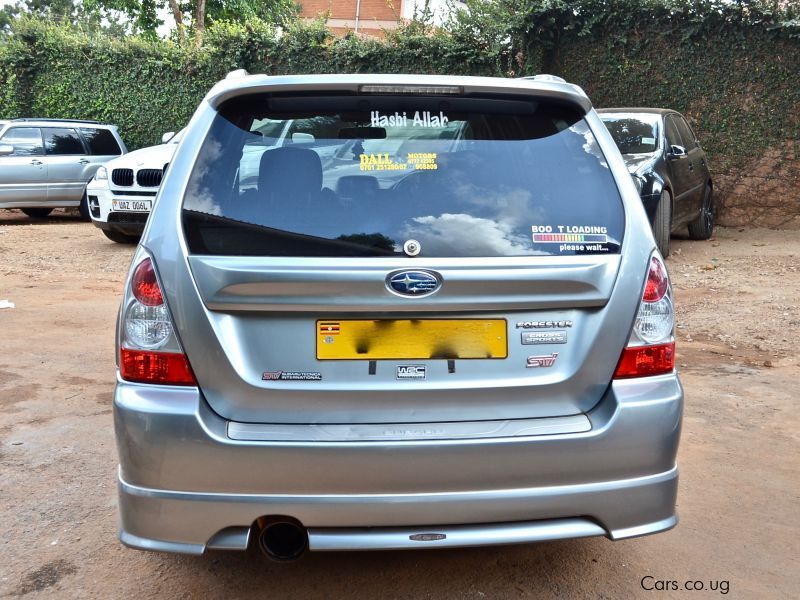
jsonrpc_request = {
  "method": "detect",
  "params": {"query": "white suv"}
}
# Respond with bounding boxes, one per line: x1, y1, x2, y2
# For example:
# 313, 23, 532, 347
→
87, 130, 182, 243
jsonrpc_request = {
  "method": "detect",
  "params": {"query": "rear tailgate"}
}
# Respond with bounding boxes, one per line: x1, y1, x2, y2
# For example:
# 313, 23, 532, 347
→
171, 82, 639, 425
181, 254, 629, 423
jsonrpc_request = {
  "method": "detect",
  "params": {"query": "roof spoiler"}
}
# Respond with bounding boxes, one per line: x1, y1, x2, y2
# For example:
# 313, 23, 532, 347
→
206, 74, 592, 113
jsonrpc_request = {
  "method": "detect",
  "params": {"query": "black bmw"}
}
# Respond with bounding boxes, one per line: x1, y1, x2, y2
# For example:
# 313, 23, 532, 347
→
599, 108, 714, 256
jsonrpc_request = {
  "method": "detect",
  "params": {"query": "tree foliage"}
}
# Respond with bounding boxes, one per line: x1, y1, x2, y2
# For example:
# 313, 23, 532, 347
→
2, 0, 299, 40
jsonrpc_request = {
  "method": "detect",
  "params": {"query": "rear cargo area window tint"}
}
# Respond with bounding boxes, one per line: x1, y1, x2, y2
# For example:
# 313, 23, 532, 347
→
80, 128, 122, 156
183, 94, 624, 257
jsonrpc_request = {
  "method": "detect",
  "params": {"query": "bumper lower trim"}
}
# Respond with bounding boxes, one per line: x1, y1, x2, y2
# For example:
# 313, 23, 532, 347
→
120, 530, 205, 555
117, 466, 678, 554
609, 515, 678, 540
308, 518, 606, 551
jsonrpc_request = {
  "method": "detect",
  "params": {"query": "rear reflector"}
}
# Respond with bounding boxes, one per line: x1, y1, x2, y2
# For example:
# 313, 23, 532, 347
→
613, 342, 675, 379
120, 348, 196, 386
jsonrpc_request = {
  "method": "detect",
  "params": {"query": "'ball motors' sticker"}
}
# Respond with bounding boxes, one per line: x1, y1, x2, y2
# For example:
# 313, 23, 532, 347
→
360, 152, 439, 172
532, 225, 610, 253
406, 153, 438, 170
360, 153, 408, 172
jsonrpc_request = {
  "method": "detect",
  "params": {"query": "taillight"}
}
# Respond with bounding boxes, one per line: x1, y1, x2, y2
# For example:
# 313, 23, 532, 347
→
131, 259, 164, 306
614, 343, 675, 379
642, 256, 668, 302
119, 253, 197, 386
120, 348, 195, 386
614, 253, 675, 379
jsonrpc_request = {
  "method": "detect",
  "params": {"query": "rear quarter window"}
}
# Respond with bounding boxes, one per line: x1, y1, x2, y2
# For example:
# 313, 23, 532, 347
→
182, 94, 625, 258
80, 128, 123, 155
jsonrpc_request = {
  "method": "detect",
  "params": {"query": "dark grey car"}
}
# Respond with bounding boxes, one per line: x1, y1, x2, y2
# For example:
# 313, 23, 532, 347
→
114, 73, 682, 560
599, 109, 714, 256
0, 118, 126, 219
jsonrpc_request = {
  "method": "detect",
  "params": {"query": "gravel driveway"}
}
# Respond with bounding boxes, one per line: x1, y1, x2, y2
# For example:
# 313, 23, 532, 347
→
1, 210, 798, 598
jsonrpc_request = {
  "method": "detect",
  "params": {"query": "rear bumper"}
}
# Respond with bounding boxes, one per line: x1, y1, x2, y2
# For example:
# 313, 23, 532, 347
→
114, 374, 683, 554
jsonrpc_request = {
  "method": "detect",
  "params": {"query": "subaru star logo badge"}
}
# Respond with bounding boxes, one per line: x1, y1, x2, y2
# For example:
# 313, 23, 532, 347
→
386, 270, 441, 297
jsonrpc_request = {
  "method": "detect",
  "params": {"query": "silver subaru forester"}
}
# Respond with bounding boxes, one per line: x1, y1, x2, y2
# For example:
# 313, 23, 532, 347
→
114, 73, 682, 560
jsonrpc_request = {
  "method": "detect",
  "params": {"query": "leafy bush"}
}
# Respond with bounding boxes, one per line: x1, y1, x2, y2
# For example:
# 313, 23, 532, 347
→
0, 5, 797, 222
0, 17, 508, 148
447, 0, 800, 174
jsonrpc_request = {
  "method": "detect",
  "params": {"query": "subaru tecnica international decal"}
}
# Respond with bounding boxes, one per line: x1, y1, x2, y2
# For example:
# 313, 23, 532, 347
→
386, 270, 441, 297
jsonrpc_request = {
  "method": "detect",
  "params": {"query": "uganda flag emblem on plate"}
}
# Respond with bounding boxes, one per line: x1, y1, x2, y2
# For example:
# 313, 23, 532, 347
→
318, 322, 340, 335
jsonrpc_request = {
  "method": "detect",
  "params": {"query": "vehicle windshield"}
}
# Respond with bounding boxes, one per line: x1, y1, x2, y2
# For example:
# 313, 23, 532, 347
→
182, 94, 624, 257
600, 114, 659, 155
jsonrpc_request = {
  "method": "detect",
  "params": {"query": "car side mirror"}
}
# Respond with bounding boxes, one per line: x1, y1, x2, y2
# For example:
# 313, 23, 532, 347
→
0, 145, 14, 156
161, 131, 176, 144
668, 145, 686, 158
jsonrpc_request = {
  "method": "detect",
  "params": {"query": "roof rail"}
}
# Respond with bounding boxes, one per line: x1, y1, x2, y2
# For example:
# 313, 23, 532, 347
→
225, 69, 250, 80
519, 74, 567, 84
12, 118, 103, 125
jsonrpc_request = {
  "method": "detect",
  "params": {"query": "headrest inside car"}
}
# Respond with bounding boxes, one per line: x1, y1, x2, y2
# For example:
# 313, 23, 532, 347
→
259, 146, 322, 198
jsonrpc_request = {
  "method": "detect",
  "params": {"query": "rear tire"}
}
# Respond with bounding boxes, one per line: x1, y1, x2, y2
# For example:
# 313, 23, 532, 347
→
102, 230, 139, 244
653, 190, 672, 257
21, 208, 53, 219
688, 184, 714, 240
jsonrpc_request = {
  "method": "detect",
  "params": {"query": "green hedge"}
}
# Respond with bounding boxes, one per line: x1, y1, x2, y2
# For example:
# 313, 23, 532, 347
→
0, 10, 798, 222
0, 18, 506, 149
551, 19, 800, 176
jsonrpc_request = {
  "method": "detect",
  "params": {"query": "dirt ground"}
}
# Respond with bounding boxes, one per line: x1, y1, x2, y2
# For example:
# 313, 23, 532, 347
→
0, 209, 798, 599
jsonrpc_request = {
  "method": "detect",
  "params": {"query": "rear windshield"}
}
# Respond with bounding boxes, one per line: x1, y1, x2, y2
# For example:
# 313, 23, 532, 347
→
600, 114, 659, 155
183, 94, 624, 257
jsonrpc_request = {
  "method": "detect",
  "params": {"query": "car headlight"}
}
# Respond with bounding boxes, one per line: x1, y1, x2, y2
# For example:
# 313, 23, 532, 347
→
95, 166, 108, 180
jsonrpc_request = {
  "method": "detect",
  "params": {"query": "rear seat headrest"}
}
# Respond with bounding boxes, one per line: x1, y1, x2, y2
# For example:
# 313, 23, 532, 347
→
259, 146, 322, 197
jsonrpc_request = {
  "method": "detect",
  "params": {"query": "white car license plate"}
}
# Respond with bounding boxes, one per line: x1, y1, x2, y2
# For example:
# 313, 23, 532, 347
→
112, 199, 151, 212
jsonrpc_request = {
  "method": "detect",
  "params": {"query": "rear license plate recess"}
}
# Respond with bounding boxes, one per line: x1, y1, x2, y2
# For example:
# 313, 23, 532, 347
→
316, 319, 507, 360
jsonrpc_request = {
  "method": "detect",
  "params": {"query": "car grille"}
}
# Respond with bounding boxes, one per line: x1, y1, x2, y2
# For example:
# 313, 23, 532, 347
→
136, 169, 163, 187
112, 168, 134, 187
108, 212, 149, 224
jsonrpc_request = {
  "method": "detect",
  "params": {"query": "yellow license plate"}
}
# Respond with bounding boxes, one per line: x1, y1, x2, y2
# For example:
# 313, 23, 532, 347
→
316, 319, 507, 360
